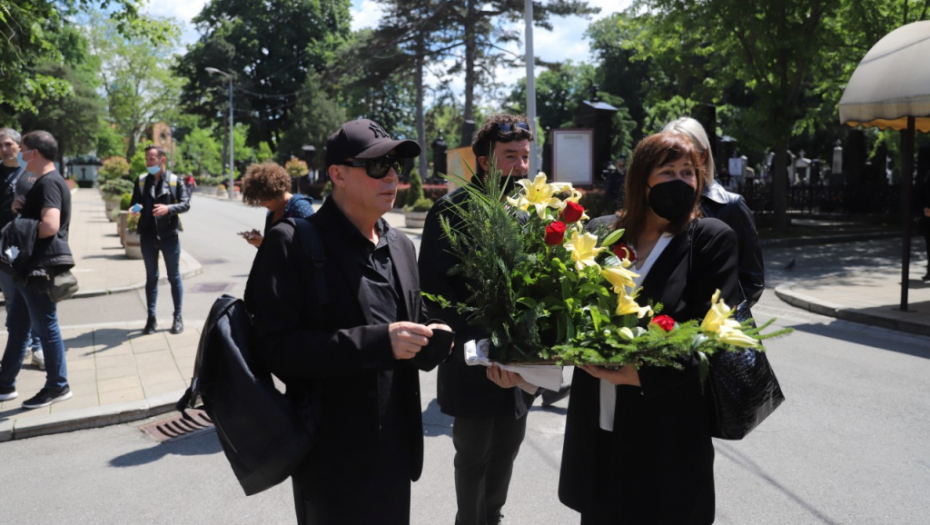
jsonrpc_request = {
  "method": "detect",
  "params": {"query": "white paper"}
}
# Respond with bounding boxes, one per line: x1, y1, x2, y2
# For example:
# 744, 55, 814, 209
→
464, 339, 564, 392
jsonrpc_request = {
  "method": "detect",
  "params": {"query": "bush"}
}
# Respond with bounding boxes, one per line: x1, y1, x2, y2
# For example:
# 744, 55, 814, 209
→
406, 170, 424, 208
395, 184, 448, 209
119, 192, 133, 211
322, 181, 334, 198
409, 197, 434, 212
284, 157, 309, 178
100, 178, 134, 199
126, 213, 140, 233
98, 157, 130, 182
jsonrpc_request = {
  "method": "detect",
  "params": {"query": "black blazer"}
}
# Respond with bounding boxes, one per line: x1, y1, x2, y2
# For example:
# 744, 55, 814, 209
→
418, 185, 536, 419
244, 198, 430, 483
701, 181, 764, 307
559, 217, 742, 525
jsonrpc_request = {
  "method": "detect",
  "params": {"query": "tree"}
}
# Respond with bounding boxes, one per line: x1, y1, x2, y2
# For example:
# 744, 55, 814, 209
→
87, 13, 183, 158
178, 127, 222, 176
278, 73, 346, 172
453, 0, 600, 123
0, 1, 146, 113
16, 25, 105, 167
175, 0, 352, 150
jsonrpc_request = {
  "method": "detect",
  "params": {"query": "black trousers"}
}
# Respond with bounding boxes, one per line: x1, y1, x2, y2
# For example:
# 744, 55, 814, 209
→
452, 413, 528, 525
292, 424, 411, 525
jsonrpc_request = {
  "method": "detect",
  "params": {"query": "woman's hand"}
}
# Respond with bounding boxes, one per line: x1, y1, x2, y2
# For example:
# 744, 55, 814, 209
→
486, 364, 524, 389
579, 364, 641, 386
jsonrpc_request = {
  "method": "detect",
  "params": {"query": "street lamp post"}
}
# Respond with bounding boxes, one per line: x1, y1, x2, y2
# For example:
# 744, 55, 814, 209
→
524, 0, 538, 175
205, 67, 235, 199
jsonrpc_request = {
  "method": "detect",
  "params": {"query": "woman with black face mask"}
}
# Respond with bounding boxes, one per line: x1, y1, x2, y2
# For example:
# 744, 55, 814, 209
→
559, 132, 744, 525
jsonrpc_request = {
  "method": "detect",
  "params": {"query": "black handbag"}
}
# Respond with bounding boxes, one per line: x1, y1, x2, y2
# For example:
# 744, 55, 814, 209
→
688, 221, 785, 440
26, 268, 80, 302
705, 301, 785, 440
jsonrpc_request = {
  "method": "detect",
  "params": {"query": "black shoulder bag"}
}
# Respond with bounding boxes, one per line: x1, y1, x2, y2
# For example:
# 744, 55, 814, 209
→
689, 220, 785, 440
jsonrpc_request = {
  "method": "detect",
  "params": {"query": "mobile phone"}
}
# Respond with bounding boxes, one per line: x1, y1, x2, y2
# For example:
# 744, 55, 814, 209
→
130, 203, 142, 213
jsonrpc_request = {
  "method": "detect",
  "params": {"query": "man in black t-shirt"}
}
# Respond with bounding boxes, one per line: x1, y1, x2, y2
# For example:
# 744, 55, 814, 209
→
0, 130, 73, 409
0, 128, 45, 370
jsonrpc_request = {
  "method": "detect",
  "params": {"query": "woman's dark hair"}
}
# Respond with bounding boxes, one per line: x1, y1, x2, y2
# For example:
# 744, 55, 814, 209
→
612, 132, 704, 241
471, 114, 534, 178
21, 130, 58, 161
241, 162, 291, 206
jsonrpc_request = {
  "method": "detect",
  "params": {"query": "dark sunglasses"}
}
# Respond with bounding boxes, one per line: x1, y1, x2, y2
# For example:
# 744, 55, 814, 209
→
496, 122, 530, 133
339, 155, 404, 179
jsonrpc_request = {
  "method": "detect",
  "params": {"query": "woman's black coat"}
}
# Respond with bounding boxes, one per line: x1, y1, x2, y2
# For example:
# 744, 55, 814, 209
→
559, 217, 742, 525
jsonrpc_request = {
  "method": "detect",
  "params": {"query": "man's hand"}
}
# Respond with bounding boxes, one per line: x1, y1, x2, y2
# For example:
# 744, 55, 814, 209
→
389, 322, 433, 360
12, 196, 24, 213
152, 204, 170, 217
486, 364, 524, 389
923, 207, 930, 218
579, 364, 641, 386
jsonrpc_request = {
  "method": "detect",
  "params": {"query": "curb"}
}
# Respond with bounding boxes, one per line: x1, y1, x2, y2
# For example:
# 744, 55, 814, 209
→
0, 390, 185, 442
774, 282, 930, 337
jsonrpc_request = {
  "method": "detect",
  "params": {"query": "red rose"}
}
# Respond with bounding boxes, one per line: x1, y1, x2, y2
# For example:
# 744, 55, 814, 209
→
612, 242, 636, 262
545, 221, 567, 245
560, 201, 585, 223
651, 315, 675, 332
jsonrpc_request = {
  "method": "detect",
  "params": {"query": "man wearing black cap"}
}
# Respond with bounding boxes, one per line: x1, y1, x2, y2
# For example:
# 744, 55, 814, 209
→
244, 118, 452, 525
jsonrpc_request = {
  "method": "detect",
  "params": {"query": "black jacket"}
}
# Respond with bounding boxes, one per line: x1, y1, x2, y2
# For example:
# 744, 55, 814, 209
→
560, 217, 742, 525
244, 198, 431, 484
130, 172, 190, 240
0, 165, 24, 230
419, 184, 536, 419
701, 181, 764, 306
0, 217, 39, 279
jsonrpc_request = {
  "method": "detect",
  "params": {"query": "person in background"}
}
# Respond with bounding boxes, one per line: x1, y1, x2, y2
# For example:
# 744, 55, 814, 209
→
238, 162, 313, 248
129, 145, 191, 335
0, 131, 74, 409
663, 117, 764, 306
0, 128, 44, 370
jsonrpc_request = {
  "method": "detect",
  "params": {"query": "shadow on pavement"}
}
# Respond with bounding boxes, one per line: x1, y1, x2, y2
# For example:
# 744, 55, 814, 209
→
109, 428, 222, 468
422, 398, 452, 438
716, 442, 843, 525
789, 320, 930, 360
63, 328, 143, 356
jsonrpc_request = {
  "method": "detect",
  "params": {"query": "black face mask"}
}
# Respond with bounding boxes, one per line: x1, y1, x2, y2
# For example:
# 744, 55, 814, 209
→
647, 179, 695, 222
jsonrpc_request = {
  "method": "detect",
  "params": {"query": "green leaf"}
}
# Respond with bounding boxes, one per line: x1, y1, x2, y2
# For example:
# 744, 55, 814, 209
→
601, 228, 626, 247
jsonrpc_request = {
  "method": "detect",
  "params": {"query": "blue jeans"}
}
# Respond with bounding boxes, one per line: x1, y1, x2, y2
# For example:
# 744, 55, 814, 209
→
0, 278, 67, 390
0, 271, 42, 353
141, 236, 183, 318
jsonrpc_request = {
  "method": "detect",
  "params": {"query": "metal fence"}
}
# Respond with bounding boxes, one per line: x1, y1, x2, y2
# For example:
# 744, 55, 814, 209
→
737, 181, 901, 215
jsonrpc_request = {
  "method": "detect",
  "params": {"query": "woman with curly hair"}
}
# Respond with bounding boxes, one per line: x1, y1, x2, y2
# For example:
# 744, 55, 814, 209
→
239, 162, 314, 247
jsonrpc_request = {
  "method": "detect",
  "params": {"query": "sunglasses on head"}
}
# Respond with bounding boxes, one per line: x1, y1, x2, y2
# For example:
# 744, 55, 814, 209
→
339, 155, 404, 179
496, 122, 531, 133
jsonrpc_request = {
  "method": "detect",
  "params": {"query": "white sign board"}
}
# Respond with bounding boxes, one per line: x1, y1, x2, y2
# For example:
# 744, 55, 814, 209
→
552, 129, 594, 185
728, 157, 744, 177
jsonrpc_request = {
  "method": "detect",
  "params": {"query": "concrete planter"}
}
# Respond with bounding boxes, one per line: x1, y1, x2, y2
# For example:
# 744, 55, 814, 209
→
117, 211, 129, 246
405, 210, 429, 229
104, 198, 120, 222
216, 187, 227, 197
124, 230, 143, 259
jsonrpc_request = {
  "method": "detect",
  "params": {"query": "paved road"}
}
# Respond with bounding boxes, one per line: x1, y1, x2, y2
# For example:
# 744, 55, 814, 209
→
2, 297, 929, 524
2, 198, 929, 523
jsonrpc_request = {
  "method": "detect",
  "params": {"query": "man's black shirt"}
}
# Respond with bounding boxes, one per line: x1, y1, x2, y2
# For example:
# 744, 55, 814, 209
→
328, 203, 407, 427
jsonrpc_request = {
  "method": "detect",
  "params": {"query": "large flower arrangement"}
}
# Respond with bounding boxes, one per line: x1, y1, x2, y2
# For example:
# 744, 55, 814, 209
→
427, 166, 790, 368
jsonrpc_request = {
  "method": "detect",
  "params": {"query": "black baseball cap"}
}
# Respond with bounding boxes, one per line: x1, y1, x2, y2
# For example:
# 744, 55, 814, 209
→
324, 119, 420, 167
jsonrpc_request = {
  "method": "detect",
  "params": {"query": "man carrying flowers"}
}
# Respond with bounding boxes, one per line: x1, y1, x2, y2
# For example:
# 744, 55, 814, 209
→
419, 114, 539, 525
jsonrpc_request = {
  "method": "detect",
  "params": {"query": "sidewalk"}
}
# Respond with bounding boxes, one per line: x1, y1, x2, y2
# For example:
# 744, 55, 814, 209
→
0, 188, 204, 442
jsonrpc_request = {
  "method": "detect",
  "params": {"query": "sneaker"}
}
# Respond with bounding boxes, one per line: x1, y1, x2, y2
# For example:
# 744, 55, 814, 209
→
31, 349, 45, 370
22, 385, 72, 409
170, 316, 184, 334
143, 316, 158, 335
0, 385, 18, 401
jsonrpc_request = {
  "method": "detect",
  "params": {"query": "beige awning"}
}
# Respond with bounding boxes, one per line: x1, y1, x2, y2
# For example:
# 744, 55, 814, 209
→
839, 20, 930, 132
